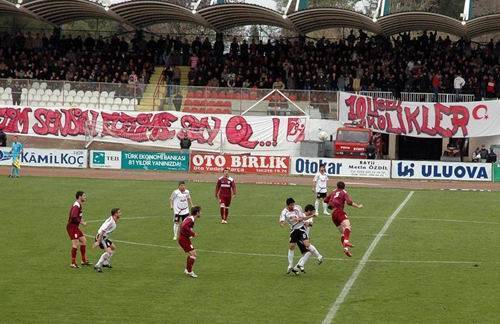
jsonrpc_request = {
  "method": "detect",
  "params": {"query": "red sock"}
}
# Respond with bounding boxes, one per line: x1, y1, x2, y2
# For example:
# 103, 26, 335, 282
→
71, 247, 77, 264
80, 245, 87, 262
186, 256, 196, 272
220, 207, 224, 220
343, 228, 351, 242
224, 208, 229, 221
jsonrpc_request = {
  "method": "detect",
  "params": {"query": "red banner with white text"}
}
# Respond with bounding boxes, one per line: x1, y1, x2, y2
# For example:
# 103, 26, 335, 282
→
339, 92, 500, 138
190, 153, 290, 174
0, 107, 307, 154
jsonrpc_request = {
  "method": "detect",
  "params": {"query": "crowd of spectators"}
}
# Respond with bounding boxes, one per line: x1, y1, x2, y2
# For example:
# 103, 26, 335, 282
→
0, 29, 498, 100
0, 30, 155, 90
172, 31, 499, 100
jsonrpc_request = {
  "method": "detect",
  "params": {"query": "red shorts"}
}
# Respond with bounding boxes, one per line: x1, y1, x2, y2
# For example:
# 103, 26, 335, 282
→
66, 224, 83, 240
332, 209, 348, 227
178, 236, 194, 253
218, 195, 232, 207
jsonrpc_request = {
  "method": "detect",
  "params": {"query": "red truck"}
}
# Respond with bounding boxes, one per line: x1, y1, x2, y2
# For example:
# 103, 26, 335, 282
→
334, 123, 373, 158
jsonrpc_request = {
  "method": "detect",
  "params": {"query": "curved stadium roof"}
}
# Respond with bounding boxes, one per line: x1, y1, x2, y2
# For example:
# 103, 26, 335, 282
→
4, 0, 500, 38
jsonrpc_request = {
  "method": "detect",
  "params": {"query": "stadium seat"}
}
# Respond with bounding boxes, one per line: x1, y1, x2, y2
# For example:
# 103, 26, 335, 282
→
80, 103, 87, 109
32, 82, 40, 90
108, 91, 115, 99
100, 91, 108, 98
114, 98, 122, 105
36, 89, 44, 96
4, 87, 11, 95
84, 91, 92, 98
69, 90, 77, 97
63, 83, 71, 92
112, 104, 120, 111
42, 94, 50, 102
103, 104, 112, 111
76, 90, 84, 97
53, 89, 61, 97
106, 97, 114, 105
40, 82, 47, 90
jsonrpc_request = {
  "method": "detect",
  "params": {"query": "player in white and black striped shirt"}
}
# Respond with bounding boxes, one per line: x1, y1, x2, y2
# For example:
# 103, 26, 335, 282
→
279, 198, 323, 274
93, 208, 121, 272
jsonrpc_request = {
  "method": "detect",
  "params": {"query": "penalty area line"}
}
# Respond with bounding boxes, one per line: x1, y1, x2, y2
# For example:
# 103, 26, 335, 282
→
321, 191, 415, 324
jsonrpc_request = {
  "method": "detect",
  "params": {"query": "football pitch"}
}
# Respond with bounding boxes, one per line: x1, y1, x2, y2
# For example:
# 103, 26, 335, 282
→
0, 175, 498, 323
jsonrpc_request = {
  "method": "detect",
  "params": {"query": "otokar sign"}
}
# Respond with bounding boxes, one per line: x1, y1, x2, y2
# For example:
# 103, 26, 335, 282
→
291, 157, 391, 178
392, 161, 492, 181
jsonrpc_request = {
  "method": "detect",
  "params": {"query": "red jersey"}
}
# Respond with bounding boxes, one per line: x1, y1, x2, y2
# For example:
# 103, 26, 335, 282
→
67, 201, 83, 226
180, 215, 196, 238
215, 176, 236, 197
324, 189, 353, 211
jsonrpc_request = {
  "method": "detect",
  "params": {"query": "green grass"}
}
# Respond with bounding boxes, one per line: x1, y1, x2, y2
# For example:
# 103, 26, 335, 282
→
0, 176, 498, 323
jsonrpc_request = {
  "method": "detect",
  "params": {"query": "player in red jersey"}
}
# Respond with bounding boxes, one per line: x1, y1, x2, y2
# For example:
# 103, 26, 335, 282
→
66, 191, 89, 268
324, 181, 363, 257
178, 206, 202, 278
215, 168, 236, 224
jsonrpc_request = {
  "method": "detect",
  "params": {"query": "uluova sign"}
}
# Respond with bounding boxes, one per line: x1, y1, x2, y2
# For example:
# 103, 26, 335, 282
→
190, 154, 290, 174
291, 157, 391, 178
392, 161, 492, 181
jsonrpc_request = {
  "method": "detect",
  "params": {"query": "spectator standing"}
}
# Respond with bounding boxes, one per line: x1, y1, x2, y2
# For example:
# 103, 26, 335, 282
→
453, 73, 465, 101
486, 149, 497, 163
366, 141, 376, 159
0, 128, 6, 147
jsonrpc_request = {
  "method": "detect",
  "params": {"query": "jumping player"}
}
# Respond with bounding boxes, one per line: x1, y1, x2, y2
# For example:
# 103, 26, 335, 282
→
279, 198, 323, 275
170, 181, 193, 240
66, 191, 89, 268
324, 181, 363, 257
215, 168, 236, 224
178, 206, 202, 278
93, 208, 121, 273
312, 164, 329, 215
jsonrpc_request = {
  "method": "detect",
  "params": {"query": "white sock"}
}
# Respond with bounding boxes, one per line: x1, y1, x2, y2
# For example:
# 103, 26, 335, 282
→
103, 251, 114, 265
298, 252, 312, 267
288, 249, 294, 268
323, 203, 328, 213
308, 244, 322, 259
96, 252, 110, 267
173, 223, 179, 237
314, 200, 319, 213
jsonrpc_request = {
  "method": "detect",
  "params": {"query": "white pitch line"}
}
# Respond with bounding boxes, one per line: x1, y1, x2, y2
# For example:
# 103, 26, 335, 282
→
84, 234, 486, 266
85, 216, 160, 223
321, 191, 415, 324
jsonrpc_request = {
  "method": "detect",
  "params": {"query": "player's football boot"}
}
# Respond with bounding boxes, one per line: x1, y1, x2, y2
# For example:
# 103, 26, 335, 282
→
343, 248, 352, 257
102, 264, 113, 268
287, 267, 299, 275
173, 236, 177, 241
94, 265, 103, 272
81, 261, 91, 266
70, 263, 80, 269
295, 265, 306, 273
187, 271, 198, 278
317, 256, 324, 265
323, 211, 330, 216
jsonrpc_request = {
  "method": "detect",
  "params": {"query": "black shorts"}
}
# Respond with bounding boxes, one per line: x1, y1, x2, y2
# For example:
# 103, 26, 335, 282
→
297, 241, 309, 254
316, 192, 327, 199
174, 213, 189, 222
289, 227, 309, 244
95, 236, 112, 249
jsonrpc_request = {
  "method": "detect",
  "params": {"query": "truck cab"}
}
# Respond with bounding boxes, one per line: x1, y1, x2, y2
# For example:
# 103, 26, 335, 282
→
334, 124, 372, 158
